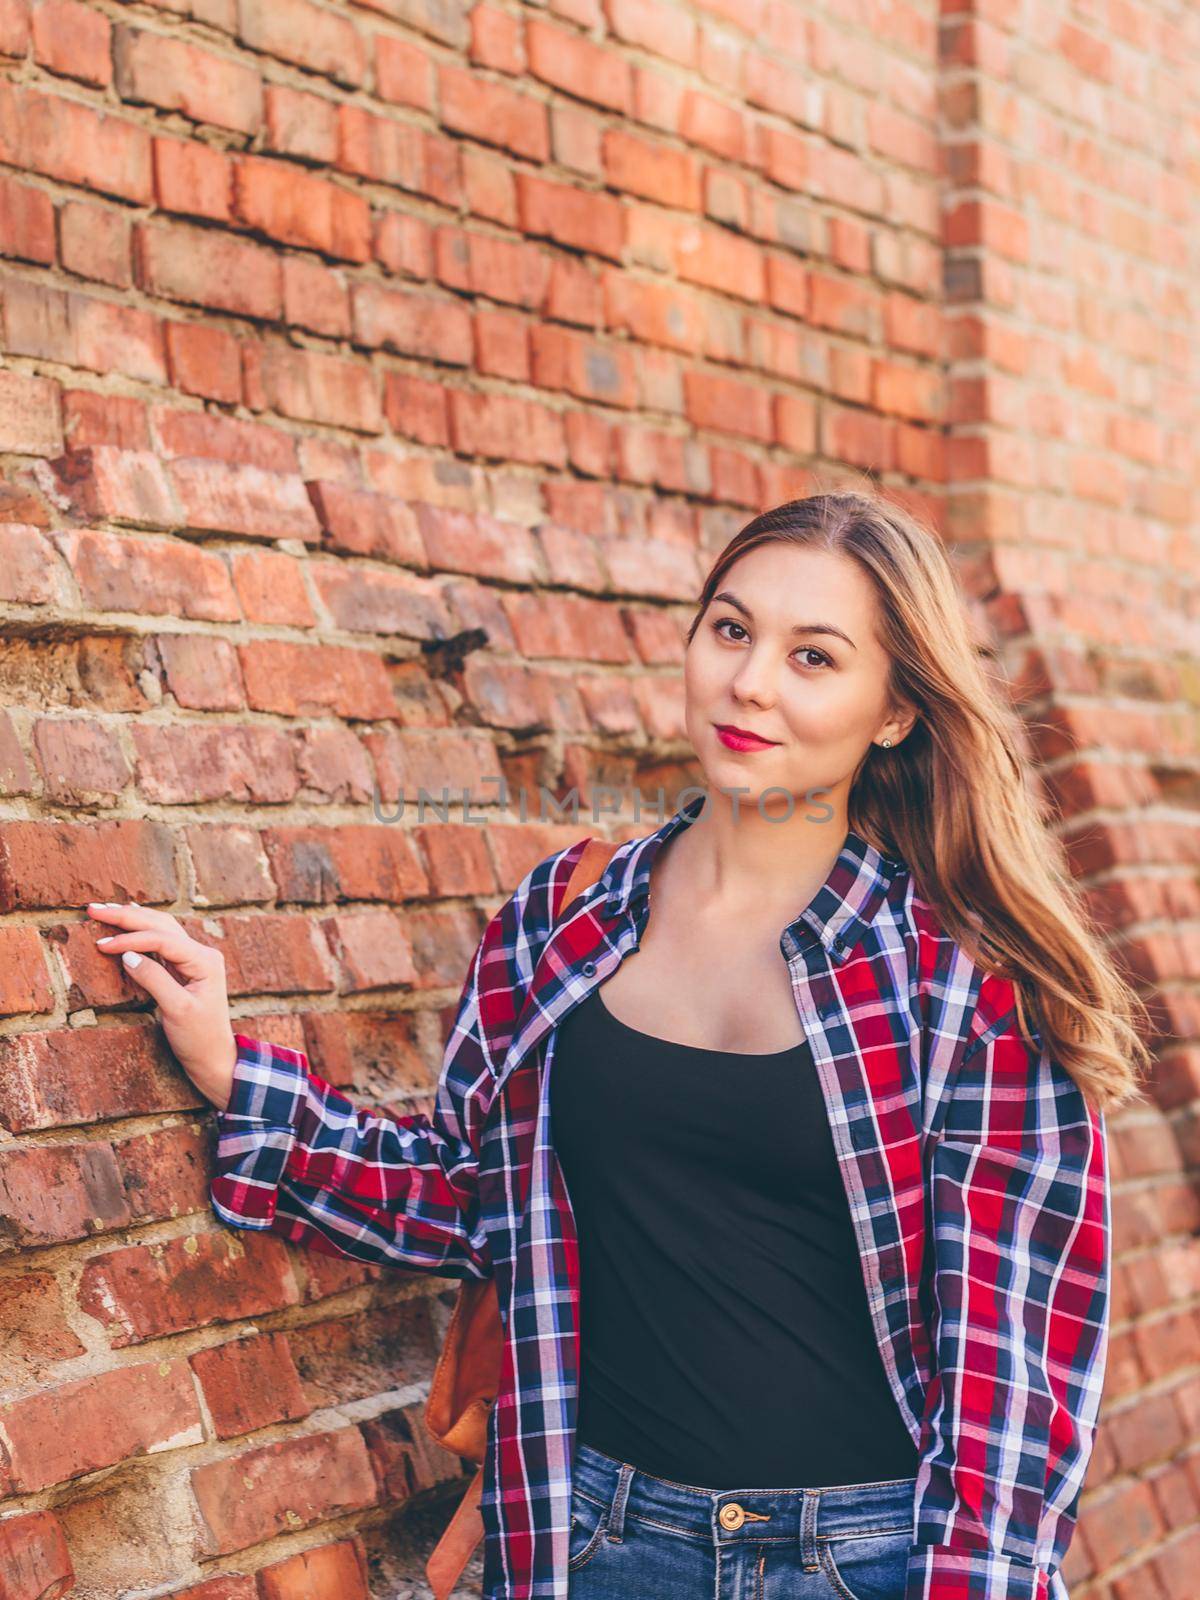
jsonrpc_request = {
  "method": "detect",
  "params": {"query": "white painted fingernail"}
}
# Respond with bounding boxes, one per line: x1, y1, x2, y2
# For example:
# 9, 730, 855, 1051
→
97, 936, 114, 944
122, 951, 142, 968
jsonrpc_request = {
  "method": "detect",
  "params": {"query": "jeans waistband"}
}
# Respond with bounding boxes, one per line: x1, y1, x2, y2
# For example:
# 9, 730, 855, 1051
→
571, 1439, 917, 1546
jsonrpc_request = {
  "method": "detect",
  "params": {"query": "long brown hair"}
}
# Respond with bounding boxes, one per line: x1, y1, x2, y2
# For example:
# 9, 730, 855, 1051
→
686, 486, 1152, 1117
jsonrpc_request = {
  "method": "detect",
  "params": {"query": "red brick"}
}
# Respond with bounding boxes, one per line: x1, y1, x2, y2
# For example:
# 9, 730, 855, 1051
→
190, 1332, 311, 1440
449, 388, 568, 467
233, 155, 370, 262
78, 1231, 300, 1346
113, 26, 262, 136
257, 1539, 370, 1600
32, 0, 111, 85
516, 172, 624, 261
0, 1511, 74, 1600
373, 209, 433, 278
603, 270, 704, 352
352, 282, 473, 365
152, 137, 233, 221
0, 524, 55, 605
244, 343, 383, 433
135, 221, 282, 319
382, 371, 451, 446
674, 221, 765, 301
132, 724, 300, 805
0, 83, 151, 203
264, 84, 338, 163
337, 105, 462, 208
0, 925, 53, 1016
307, 480, 424, 564
170, 456, 322, 543
414, 503, 541, 584
531, 324, 637, 407
0, 0, 29, 56
438, 62, 549, 161
238, 0, 365, 86
470, 2, 524, 73
684, 369, 773, 441
237, 641, 396, 719
0, 173, 54, 265
375, 31, 435, 109
165, 322, 242, 404
32, 716, 131, 804
2, 279, 165, 384
474, 307, 530, 380
0, 1139, 131, 1245
63, 526, 240, 622
527, 17, 631, 112
153, 406, 298, 474
0, 368, 62, 456
3, 1358, 203, 1491
52, 446, 180, 526
58, 201, 132, 289
191, 1428, 377, 1556
62, 390, 149, 451
602, 127, 701, 208
606, 0, 696, 65
283, 255, 351, 338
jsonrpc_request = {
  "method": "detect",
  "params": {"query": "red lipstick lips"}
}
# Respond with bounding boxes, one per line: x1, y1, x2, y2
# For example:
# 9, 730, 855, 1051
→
714, 723, 780, 752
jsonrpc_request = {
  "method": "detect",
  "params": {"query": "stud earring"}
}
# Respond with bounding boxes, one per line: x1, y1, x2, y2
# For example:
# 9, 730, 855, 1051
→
881, 738, 893, 747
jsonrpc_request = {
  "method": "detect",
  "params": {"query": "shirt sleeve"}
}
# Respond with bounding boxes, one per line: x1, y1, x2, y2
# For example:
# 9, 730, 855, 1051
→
906, 985, 1112, 1600
209, 922, 498, 1280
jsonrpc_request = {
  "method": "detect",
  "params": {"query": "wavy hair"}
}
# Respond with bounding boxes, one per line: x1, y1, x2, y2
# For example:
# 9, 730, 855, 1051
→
685, 485, 1152, 1117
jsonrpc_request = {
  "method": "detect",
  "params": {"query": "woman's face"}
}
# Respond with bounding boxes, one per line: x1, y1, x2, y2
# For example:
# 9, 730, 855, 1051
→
683, 542, 908, 813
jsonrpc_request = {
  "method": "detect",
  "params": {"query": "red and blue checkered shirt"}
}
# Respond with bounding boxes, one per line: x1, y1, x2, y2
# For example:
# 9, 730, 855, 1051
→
210, 792, 1111, 1600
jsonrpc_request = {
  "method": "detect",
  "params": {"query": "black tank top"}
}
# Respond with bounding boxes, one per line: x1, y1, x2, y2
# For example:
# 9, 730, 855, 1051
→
549, 983, 919, 1490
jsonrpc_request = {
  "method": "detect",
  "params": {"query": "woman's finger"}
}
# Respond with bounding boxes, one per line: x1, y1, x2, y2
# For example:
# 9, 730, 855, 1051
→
113, 948, 189, 1009
94, 925, 221, 984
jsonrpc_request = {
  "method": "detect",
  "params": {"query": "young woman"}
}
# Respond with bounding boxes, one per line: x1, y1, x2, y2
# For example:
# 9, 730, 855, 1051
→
87, 490, 1148, 1600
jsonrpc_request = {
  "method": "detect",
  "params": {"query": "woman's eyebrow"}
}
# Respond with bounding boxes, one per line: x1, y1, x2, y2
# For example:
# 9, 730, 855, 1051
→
711, 590, 857, 650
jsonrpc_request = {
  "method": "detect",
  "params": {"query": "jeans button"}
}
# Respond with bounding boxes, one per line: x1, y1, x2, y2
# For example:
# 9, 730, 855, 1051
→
719, 1503, 745, 1530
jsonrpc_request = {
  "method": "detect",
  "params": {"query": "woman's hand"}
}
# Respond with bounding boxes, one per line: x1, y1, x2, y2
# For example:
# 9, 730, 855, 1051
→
85, 902, 238, 1112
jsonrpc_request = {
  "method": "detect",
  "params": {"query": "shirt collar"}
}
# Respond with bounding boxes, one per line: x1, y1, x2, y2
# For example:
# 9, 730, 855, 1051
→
599, 790, 907, 964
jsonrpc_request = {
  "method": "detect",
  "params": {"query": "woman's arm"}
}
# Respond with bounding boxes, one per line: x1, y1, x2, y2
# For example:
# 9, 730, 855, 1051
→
208, 837, 582, 1276
209, 926, 497, 1279
907, 990, 1112, 1600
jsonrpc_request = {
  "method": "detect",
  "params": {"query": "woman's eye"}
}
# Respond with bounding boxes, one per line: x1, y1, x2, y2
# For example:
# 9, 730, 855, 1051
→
711, 618, 831, 670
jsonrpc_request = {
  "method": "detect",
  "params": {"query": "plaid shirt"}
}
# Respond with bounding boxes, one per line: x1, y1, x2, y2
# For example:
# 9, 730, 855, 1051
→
211, 791, 1111, 1600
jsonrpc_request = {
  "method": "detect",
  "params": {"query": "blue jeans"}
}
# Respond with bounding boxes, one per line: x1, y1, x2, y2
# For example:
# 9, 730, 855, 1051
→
567, 1440, 916, 1600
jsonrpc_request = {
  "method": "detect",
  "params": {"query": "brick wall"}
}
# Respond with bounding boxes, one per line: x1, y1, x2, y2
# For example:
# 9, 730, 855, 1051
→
0, 0, 1196, 1595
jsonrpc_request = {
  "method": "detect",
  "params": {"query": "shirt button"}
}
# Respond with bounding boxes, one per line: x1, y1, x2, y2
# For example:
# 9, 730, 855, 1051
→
581, 961, 596, 977
719, 1503, 746, 1530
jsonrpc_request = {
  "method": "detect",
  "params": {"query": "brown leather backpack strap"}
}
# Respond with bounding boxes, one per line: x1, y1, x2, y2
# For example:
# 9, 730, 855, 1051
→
556, 836, 617, 925
426, 1462, 485, 1600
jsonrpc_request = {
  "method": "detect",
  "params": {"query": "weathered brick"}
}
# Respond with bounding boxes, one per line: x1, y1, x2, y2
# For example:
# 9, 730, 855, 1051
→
337, 105, 462, 208
352, 282, 473, 365
233, 155, 371, 261
438, 62, 549, 161
0, 172, 55, 264
256, 1538, 370, 1600
3, 1358, 204, 1491
152, 137, 233, 221
135, 221, 282, 319
0, 1511, 74, 1600
264, 84, 339, 163
58, 200, 132, 289
376, 31, 435, 109
113, 26, 263, 135
2, 279, 165, 385
282, 255, 351, 338
449, 388, 568, 467
57, 528, 241, 620
52, 446, 180, 526
307, 480, 424, 564
190, 1332, 311, 1440
602, 127, 702, 208
0, 83, 151, 202
78, 1230, 300, 1345
0, 925, 54, 1017
516, 172, 624, 261
192, 1428, 377, 1556
165, 322, 242, 404
32, 0, 111, 85
526, 17, 632, 112
170, 456, 322, 543
237, 641, 396, 719
243, 343, 384, 433
0, 369, 62, 456
237, 0, 365, 86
